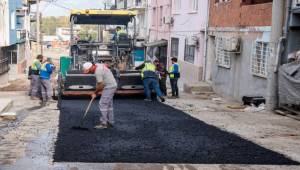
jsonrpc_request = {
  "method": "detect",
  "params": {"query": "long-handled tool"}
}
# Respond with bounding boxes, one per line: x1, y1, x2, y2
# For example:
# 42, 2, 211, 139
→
71, 97, 95, 130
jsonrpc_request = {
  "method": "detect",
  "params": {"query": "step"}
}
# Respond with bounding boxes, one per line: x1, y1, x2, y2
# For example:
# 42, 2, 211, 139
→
0, 98, 13, 113
184, 82, 213, 93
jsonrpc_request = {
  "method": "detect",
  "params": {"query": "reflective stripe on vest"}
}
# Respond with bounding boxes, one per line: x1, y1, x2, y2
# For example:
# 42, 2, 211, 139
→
40, 62, 49, 72
169, 63, 180, 79
31, 59, 40, 70
141, 63, 156, 78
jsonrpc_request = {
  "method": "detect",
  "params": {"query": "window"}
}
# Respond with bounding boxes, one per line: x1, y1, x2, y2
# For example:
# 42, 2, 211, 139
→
184, 39, 195, 63
159, 6, 163, 26
216, 37, 231, 68
152, 7, 156, 26
171, 38, 179, 58
251, 41, 270, 78
11, 12, 15, 30
190, 0, 198, 12
173, 0, 181, 12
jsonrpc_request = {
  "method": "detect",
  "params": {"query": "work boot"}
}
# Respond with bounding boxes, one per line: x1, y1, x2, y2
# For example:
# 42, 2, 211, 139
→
160, 97, 165, 102
31, 96, 39, 100
107, 122, 114, 128
94, 123, 108, 129
144, 98, 152, 102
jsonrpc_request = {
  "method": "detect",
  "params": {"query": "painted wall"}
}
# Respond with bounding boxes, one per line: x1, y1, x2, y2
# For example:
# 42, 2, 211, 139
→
169, 0, 208, 84
0, 0, 9, 47
148, 0, 171, 42
9, 0, 24, 45
209, 27, 271, 101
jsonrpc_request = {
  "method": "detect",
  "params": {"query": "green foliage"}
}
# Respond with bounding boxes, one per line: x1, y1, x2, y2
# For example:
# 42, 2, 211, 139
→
41, 16, 69, 35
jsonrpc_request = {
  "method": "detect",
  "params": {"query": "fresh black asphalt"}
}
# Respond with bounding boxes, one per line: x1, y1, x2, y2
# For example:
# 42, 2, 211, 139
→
54, 99, 299, 164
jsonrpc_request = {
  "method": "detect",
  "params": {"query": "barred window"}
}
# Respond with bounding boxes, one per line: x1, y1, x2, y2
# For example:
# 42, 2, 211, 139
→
216, 37, 231, 68
251, 41, 270, 78
0, 49, 9, 74
184, 40, 195, 63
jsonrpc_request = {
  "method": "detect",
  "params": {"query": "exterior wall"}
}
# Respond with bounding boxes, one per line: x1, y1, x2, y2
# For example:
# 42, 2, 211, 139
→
208, 0, 273, 101
209, 0, 273, 27
148, 0, 171, 42
8, 0, 23, 45
169, 0, 208, 84
0, 0, 9, 46
209, 28, 271, 100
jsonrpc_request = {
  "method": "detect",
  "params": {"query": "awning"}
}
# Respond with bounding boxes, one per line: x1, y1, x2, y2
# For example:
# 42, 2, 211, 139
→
144, 40, 168, 47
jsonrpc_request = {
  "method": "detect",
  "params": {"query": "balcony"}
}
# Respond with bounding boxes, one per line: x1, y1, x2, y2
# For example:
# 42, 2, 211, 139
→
16, 29, 27, 43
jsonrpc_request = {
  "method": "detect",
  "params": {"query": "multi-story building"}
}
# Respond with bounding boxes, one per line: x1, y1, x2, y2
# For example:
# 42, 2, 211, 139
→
146, 0, 171, 65
0, 0, 34, 84
169, 0, 209, 87
206, 0, 273, 101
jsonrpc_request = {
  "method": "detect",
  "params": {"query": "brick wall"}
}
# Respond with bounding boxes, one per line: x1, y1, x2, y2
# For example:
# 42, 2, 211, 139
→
209, 0, 272, 27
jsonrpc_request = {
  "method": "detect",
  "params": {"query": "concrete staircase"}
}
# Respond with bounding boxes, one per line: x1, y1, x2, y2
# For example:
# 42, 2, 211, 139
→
183, 81, 214, 95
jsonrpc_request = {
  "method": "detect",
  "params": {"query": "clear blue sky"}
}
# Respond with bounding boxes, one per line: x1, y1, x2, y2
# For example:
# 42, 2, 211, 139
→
37, 0, 112, 16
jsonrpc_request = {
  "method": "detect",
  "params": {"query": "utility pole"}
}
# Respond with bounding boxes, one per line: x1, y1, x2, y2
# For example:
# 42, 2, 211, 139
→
266, 0, 285, 110
36, 0, 41, 54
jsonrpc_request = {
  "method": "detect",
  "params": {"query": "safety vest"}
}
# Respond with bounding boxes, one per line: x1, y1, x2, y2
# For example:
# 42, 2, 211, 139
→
117, 29, 127, 36
141, 63, 156, 79
169, 63, 180, 79
40, 62, 49, 72
31, 59, 41, 71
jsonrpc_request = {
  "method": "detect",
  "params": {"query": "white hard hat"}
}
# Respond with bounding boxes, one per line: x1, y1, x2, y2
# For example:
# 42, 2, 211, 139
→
82, 62, 93, 70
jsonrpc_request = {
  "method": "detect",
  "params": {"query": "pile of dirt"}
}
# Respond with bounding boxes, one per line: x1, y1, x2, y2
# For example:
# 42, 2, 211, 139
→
54, 99, 299, 165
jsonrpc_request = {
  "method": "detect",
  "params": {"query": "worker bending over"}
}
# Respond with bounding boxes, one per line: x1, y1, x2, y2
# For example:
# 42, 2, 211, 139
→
136, 60, 165, 102
29, 54, 43, 100
83, 62, 117, 129
40, 57, 55, 106
169, 57, 180, 98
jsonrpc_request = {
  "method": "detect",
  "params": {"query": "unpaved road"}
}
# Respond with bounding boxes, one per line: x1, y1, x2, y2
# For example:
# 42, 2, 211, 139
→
0, 91, 300, 170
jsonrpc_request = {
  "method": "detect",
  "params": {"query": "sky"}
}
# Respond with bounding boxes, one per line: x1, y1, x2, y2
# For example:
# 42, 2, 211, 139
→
35, 0, 113, 17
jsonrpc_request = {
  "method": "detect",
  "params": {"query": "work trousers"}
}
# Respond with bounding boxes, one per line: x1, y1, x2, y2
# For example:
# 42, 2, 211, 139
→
99, 87, 117, 125
40, 79, 52, 102
143, 78, 163, 99
159, 77, 167, 96
170, 78, 179, 97
30, 75, 41, 98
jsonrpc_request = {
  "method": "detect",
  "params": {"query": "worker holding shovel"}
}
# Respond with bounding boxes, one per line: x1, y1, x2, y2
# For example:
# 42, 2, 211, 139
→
83, 62, 117, 129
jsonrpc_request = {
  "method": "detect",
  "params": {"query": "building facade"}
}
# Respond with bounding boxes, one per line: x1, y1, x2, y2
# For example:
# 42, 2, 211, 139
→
0, 0, 34, 84
207, 0, 273, 101
169, 0, 208, 87
146, 0, 172, 65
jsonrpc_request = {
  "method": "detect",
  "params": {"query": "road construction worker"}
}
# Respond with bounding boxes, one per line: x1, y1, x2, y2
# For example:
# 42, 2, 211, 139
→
83, 62, 117, 129
29, 54, 43, 100
169, 57, 180, 98
154, 59, 168, 96
113, 26, 127, 41
135, 60, 165, 102
40, 57, 56, 106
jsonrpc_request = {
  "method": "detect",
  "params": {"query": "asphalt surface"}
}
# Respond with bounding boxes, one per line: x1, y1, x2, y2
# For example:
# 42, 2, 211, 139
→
54, 99, 299, 164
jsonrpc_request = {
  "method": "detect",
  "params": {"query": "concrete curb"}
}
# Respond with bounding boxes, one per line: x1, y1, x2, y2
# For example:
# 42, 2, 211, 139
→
0, 99, 13, 113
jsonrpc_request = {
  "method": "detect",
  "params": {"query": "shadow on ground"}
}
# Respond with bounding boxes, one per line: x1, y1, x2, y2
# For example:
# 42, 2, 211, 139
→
54, 99, 299, 164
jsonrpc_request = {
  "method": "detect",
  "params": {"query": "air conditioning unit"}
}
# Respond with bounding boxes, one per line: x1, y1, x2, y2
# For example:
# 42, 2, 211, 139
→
187, 36, 198, 46
163, 17, 174, 24
223, 37, 241, 53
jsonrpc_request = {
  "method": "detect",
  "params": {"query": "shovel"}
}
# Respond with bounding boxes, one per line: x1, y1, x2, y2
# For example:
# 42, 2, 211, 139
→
71, 97, 94, 131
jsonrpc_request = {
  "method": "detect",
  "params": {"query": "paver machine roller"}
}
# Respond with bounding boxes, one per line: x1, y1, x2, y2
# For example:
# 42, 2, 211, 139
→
57, 9, 145, 98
